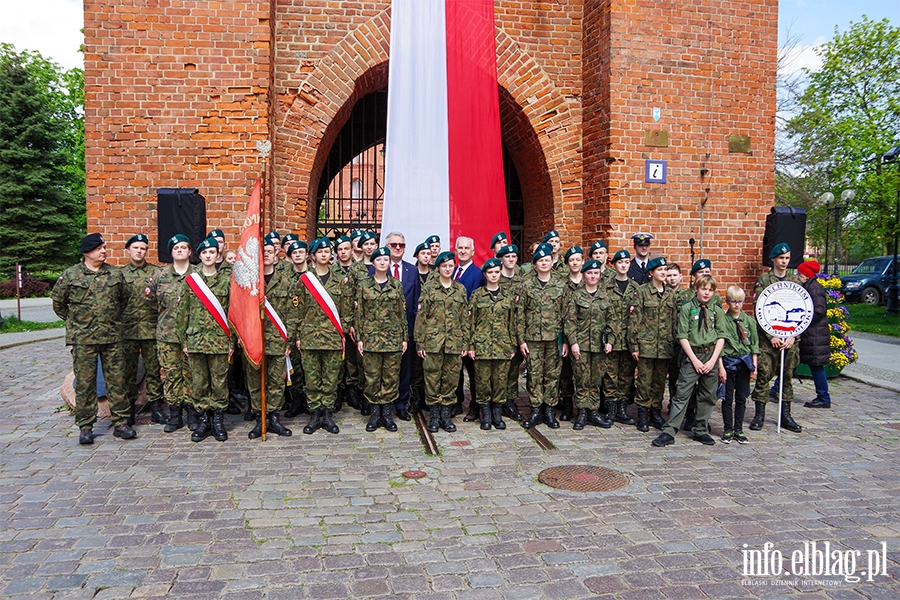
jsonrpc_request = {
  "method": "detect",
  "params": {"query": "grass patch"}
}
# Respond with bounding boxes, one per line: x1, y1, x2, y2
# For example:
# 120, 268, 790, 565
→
0, 316, 64, 333
845, 303, 900, 337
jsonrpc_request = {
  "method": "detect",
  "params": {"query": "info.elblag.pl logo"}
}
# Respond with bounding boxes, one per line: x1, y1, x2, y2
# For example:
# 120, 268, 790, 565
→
742, 542, 890, 584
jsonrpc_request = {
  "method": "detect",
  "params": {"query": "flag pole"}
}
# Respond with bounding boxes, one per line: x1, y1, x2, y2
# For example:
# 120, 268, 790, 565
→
257, 140, 272, 441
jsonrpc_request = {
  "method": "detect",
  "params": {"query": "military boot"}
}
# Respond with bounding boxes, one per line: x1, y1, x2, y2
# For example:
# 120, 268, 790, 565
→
605, 400, 617, 424
544, 403, 560, 429
185, 404, 201, 431
283, 389, 302, 418
248, 414, 263, 439
615, 401, 635, 425
79, 428, 94, 445
463, 401, 480, 423
381, 405, 398, 432
149, 400, 168, 424
749, 401, 766, 431
780, 402, 802, 433
522, 404, 544, 429
191, 411, 212, 442
573, 408, 588, 430
333, 387, 344, 413
440, 405, 457, 433
211, 410, 228, 441
503, 398, 523, 421
491, 403, 506, 430
303, 408, 322, 434
427, 405, 441, 433
559, 396, 574, 421
649, 409, 666, 430
164, 404, 184, 433
127, 398, 137, 426
365, 404, 382, 432
346, 386, 362, 411
267, 411, 292, 437
479, 404, 492, 430
360, 393, 372, 416
321, 408, 340, 434
225, 390, 244, 415
636, 408, 650, 432
586, 408, 613, 429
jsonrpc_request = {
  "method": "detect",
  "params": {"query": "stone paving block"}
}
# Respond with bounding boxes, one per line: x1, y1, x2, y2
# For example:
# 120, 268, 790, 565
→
541, 551, 588, 565
468, 573, 505, 588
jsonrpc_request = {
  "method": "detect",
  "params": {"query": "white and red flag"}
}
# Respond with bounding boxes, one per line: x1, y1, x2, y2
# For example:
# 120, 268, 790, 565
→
380, 0, 509, 265
228, 179, 265, 367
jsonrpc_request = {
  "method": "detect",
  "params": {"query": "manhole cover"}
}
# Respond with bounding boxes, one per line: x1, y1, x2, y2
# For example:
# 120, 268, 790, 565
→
449, 440, 471, 447
402, 470, 427, 479
538, 465, 630, 492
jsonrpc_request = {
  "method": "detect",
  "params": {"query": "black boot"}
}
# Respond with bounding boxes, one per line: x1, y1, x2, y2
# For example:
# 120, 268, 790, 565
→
248, 414, 263, 439
185, 404, 200, 431
491, 403, 506, 430
334, 387, 344, 413
780, 402, 802, 433
346, 386, 362, 411
573, 408, 587, 430
360, 393, 372, 416
408, 387, 423, 416
502, 398, 523, 421
606, 400, 617, 424
544, 403, 560, 429
226, 390, 244, 415
523, 404, 544, 429
79, 428, 94, 445
586, 409, 613, 429
303, 408, 322, 434
149, 400, 168, 424
267, 411, 292, 436
682, 404, 696, 431
365, 404, 382, 432
615, 401, 635, 425
749, 401, 766, 431
649, 409, 666, 430
463, 401, 480, 423
559, 396, 573, 421
321, 408, 340, 434
636, 408, 650, 432
382, 405, 398, 432
191, 411, 212, 442
284, 389, 303, 418
211, 410, 227, 441
427, 405, 441, 433
127, 398, 137, 426
479, 404, 492, 430
244, 401, 257, 421
163, 404, 184, 433
440, 405, 457, 433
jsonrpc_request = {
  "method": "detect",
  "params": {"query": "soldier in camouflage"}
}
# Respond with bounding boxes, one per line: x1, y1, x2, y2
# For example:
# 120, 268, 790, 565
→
409, 241, 433, 414
604, 250, 639, 425
558, 245, 584, 421
52, 233, 134, 444
497, 244, 525, 421
333, 235, 362, 412
589, 241, 616, 286
119, 234, 166, 425
416, 251, 470, 433
281, 239, 310, 420
665, 263, 694, 407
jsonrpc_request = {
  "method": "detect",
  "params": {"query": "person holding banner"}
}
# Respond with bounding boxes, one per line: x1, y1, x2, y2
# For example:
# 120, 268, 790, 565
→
296, 238, 351, 435
176, 238, 233, 442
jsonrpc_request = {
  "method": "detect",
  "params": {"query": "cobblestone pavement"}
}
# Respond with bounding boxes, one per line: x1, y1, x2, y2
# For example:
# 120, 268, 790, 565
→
1, 338, 898, 599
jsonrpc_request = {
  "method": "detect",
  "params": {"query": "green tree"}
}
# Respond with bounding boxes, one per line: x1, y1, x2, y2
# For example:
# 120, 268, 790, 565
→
0, 45, 84, 277
780, 17, 900, 262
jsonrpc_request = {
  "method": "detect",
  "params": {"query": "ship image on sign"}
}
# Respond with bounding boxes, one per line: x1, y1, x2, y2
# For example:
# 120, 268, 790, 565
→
755, 281, 813, 338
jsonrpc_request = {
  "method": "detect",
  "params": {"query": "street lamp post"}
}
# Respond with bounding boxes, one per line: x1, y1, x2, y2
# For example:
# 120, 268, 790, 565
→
883, 146, 900, 315
819, 189, 855, 275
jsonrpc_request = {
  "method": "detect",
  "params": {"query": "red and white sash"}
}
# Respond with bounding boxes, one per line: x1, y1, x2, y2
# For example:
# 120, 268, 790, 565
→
185, 273, 230, 337
264, 299, 288, 342
300, 272, 345, 356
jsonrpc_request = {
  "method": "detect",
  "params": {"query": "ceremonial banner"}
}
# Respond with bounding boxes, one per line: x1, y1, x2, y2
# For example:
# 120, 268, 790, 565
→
228, 179, 265, 367
381, 0, 509, 264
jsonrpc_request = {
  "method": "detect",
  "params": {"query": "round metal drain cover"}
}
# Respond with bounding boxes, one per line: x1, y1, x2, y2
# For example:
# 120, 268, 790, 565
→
538, 465, 629, 492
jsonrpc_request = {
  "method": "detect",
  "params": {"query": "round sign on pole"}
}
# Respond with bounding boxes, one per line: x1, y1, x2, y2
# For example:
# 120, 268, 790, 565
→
755, 281, 814, 338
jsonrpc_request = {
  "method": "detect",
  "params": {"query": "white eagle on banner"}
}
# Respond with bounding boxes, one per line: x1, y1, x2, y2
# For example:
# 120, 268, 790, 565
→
233, 236, 261, 296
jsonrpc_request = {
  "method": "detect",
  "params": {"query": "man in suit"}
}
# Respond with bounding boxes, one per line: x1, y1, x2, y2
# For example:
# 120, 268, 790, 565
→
627, 232, 654, 285
386, 232, 422, 421
452, 236, 484, 419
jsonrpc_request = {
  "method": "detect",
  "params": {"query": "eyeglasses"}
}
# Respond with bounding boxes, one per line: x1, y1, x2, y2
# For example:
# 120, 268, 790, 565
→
389, 243, 406, 249
727, 299, 744, 304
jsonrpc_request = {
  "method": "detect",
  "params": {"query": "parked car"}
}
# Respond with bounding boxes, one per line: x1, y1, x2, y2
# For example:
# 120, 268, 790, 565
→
840, 256, 895, 304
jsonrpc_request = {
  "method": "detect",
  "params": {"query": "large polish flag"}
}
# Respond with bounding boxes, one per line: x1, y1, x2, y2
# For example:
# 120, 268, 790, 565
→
380, 0, 509, 265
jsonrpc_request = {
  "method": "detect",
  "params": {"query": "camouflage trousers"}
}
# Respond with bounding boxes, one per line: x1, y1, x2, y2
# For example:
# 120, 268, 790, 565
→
604, 350, 636, 405
571, 351, 608, 410
245, 353, 286, 412
751, 341, 799, 404
424, 352, 460, 406
123, 339, 163, 406
189, 353, 229, 411
506, 348, 525, 401
474, 359, 508, 405
410, 339, 425, 393
525, 340, 561, 408
301, 349, 341, 410
71, 343, 129, 429
362, 351, 402, 406
559, 354, 574, 399
158, 341, 191, 408
663, 350, 718, 437
339, 333, 360, 390
635, 357, 670, 410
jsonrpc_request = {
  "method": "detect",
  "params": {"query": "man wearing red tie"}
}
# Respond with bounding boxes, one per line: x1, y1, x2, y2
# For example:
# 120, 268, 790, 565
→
452, 236, 485, 419
386, 232, 422, 420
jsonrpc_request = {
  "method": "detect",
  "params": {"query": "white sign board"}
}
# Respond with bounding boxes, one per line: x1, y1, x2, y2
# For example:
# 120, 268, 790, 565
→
755, 281, 813, 338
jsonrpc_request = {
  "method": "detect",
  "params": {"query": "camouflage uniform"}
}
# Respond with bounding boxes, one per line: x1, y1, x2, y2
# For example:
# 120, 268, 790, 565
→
150, 265, 192, 409
469, 286, 516, 406
52, 262, 130, 429
516, 274, 568, 408
501, 267, 526, 404
415, 280, 469, 406
628, 284, 679, 411
751, 271, 801, 403
564, 286, 614, 410
333, 264, 361, 397
356, 277, 408, 405
296, 268, 352, 411
668, 287, 695, 402
120, 261, 163, 414
604, 277, 640, 406
176, 268, 231, 411
558, 276, 581, 407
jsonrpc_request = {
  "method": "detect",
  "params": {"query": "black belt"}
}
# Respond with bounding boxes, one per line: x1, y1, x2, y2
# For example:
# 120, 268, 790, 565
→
694, 345, 715, 354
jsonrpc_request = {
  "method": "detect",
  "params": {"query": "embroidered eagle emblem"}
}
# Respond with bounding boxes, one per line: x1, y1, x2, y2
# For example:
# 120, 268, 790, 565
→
233, 237, 261, 296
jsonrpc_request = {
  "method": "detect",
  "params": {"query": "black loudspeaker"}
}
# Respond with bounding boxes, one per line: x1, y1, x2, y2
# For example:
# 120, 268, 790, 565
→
762, 206, 806, 268
157, 188, 207, 263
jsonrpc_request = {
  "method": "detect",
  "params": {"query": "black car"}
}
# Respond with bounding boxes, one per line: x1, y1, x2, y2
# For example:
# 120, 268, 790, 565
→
840, 256, 895, 304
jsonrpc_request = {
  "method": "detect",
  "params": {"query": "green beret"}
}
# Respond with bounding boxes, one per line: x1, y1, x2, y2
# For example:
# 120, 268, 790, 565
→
690, 258, 712, 274
264, 231, 280, 242
197, 237, 218, 252
125, 234, 149, 248
309, 237, 331, 254
434, 251, 455, 267
334, 235, 351, 248
285, 240, 307, 257
490, 232, 508, 247
542, 230, 560, 243
482, 257, 501, 272
589, 241, 607, 254
581, 259, 602, 273
371, 246, 391, 260
496, 244, 518, 257
350, 229, 364, 240
282, 233, 299, 245
80, 233, 104, 253
532, 242, 553, 263
631, 232, 653, 245
769, 243, 790, 259
167, 234, 191, 253
207, 229, 224, 240
647, 256, 668, 271
565, 246, 584, 262
263, 237, 275, 248
357, 231, 377, 248
425, 235, 441, 245
612, 249, 631, 263
414, 242, 430, 257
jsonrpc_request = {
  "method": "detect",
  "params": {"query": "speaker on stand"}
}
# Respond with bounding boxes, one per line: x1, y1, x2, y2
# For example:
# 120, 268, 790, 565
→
762, 207, 806, 268
156, 188, 207, 263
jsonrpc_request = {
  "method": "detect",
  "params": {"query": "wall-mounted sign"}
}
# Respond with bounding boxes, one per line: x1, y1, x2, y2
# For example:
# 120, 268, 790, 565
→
645, 160, 667, 184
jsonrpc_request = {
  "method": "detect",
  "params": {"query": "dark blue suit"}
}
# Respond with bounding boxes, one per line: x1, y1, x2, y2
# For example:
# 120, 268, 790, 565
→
452, 262, 484, 409
391, 260, 421, 410
453, 263, 485, 300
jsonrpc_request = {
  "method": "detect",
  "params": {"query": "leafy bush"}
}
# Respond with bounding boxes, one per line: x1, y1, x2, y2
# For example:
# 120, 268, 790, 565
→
0, 274, 51, 299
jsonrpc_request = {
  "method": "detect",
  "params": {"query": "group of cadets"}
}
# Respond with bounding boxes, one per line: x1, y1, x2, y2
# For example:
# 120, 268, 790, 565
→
53, 227, 806, 447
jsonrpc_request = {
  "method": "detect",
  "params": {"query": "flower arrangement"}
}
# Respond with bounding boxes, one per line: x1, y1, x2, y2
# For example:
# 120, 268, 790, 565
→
818, 272, 857, 370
